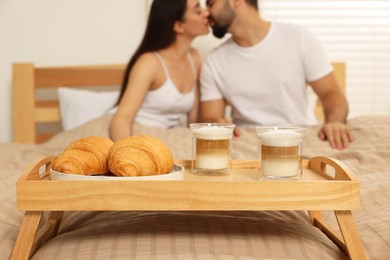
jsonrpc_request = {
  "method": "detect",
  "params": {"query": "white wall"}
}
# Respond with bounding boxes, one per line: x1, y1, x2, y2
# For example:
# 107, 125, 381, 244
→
0, 0, 146, 143
0, 0, 225, 143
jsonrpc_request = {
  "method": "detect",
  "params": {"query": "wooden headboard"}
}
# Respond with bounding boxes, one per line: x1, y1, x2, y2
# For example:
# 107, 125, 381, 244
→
12, 62, 345, 144
12, 63, 126, 144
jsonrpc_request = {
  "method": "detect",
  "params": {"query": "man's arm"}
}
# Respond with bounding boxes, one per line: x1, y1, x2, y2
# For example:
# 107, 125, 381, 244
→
309, 72, 354, 149
200, 99, 226, 122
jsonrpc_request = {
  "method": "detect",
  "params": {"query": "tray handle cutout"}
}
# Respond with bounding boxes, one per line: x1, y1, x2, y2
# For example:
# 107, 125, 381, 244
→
309, 156, 357, 181
18, 156, 55, 181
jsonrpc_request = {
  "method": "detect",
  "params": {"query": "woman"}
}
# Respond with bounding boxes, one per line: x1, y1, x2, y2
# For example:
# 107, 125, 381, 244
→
109, 0, 209, 141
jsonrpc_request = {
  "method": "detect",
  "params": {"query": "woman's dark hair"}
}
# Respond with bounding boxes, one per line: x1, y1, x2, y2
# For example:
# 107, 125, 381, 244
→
246, 0, 258, 10
115, 0, 187, 105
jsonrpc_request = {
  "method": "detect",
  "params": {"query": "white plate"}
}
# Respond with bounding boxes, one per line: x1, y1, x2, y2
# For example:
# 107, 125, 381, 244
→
50, 164, 184, 181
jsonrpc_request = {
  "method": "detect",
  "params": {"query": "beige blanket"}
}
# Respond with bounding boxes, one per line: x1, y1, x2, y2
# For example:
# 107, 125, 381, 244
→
1, 115, 389, 259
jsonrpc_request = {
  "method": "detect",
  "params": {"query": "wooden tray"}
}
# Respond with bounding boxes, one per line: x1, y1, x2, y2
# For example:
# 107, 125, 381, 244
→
12, 156, 366, 260
17, 156, 359, 211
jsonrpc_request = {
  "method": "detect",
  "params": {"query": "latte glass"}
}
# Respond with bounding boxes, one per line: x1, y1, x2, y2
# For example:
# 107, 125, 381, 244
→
255, 127, 305, 180
189, 123, 235, 175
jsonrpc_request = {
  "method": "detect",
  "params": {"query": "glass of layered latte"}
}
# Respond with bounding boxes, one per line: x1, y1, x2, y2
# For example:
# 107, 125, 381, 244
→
255, 127, 305, 180
189, 123, 235, 175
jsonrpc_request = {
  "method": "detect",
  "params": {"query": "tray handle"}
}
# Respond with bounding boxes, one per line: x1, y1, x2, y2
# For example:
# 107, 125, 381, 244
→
18, 156, 55, 181
309, 156, 357, 181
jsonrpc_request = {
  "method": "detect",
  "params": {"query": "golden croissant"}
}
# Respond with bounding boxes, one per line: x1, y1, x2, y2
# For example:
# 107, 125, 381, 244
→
108, 135, 174, 177
52, 136, 114, 175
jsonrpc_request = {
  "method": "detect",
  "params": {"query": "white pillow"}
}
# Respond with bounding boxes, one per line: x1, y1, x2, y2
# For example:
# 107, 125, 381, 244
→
58, 87, 119, 130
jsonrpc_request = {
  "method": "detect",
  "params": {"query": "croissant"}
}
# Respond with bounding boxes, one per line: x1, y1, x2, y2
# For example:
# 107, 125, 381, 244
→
108, 135, 174, 177
52, 136, 114, 175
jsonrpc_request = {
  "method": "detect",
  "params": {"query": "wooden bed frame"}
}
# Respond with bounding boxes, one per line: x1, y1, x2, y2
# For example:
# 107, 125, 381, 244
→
12, 63, 345, 144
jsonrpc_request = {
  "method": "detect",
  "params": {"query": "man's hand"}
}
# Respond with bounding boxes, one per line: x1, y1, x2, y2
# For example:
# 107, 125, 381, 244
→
318, 121, 354, 150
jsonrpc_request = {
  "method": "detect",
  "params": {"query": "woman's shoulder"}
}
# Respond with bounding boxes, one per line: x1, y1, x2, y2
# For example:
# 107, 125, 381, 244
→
136, 52, 160, 66
130, 52, 161, 80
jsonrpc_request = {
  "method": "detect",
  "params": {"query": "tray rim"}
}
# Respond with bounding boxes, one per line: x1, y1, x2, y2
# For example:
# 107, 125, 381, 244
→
18, 156, 357, 183
16, 156, 360, 211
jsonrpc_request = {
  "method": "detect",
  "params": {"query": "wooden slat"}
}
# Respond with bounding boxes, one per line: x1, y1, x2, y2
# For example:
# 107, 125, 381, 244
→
35, 100, 60, 143
35, 107, 60, 123
35, 64, 126, 88
36, 100, 59, 108
36, 133, 56, 144
12, 63, 36, 144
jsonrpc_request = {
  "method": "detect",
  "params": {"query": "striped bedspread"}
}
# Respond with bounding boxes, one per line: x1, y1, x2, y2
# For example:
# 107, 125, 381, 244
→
1, 115, 389, 259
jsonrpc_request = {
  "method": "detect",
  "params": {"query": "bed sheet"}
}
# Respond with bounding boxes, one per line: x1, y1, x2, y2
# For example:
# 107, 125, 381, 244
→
1, 115, 389, 259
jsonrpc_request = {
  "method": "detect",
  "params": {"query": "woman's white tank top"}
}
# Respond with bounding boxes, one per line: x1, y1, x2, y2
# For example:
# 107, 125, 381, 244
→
134, 52, 196, 128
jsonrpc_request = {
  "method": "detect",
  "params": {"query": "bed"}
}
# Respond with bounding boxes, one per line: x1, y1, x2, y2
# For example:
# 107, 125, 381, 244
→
2, 63, 389, 259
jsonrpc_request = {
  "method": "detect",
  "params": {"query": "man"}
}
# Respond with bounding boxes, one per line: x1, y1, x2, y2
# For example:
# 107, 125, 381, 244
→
200, 0, 354, 150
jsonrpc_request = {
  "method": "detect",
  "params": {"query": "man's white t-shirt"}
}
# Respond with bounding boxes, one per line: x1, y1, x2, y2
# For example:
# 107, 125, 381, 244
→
200, 22, 333, 127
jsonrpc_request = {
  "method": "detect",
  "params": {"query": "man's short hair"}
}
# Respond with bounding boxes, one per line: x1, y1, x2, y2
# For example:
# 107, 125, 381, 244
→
245, 0, 258, 10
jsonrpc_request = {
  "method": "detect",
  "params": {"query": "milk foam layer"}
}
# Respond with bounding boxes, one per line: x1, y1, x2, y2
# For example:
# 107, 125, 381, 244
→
260, 130, 303, 147
192, 127, 233, 140
262, 158, 300, 177
196, 154, 229, 169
